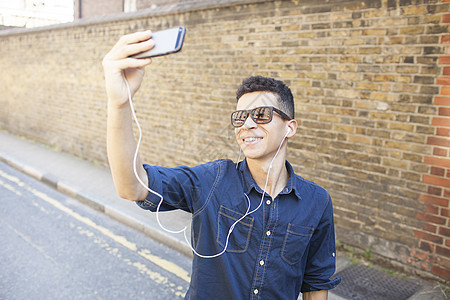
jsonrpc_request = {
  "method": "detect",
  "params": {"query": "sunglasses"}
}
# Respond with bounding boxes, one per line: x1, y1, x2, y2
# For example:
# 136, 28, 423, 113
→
231, 106, 292, 128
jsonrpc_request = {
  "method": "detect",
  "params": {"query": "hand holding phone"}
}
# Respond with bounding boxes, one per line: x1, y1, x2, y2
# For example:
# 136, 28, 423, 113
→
130, 26, 186, 59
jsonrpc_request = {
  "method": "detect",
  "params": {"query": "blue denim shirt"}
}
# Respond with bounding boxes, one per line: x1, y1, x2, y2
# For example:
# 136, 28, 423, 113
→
137, 159, 341, 299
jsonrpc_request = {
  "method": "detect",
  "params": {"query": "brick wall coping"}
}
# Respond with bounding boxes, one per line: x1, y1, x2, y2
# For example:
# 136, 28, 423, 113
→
0, 0, 267, 37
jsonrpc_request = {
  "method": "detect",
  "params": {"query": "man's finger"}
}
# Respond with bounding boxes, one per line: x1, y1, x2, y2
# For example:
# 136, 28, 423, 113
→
116, 30, 152, 48
119, 39, 154, 59
117, 57, 152, 69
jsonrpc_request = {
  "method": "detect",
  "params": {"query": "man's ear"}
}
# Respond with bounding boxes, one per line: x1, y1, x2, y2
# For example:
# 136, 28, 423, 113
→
286, 119, 298, 138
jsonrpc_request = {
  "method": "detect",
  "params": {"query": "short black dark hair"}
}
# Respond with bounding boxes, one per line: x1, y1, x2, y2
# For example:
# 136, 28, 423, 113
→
236, 75, 294, 119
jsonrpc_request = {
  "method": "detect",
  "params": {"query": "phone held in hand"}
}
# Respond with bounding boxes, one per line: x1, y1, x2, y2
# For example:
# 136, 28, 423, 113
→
131, 26, 186, 59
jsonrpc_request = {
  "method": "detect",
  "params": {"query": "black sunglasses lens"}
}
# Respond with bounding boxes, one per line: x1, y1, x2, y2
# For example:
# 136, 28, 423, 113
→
252, 107, 272, 124
231, 110, 248, 127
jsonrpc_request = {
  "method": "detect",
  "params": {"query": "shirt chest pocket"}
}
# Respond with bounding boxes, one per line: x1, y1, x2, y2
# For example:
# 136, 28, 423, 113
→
216, 205, 254, 253
281, 223, 314, 265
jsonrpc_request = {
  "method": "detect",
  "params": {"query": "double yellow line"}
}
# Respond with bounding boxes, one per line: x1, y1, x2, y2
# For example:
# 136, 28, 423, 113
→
0, 169, 191, 285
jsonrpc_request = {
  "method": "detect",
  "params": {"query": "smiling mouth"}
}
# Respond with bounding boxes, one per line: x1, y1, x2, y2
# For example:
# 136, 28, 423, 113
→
243, 137, 262, 143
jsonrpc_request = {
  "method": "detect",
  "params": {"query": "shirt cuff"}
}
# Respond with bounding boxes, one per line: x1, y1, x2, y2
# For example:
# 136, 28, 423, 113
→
135, 199, 155, 210
134, 164, 162, 211
301, 275, 341, 293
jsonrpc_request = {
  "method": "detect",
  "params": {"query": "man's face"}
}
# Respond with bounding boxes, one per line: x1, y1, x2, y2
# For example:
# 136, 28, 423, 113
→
234, 91, 289, 161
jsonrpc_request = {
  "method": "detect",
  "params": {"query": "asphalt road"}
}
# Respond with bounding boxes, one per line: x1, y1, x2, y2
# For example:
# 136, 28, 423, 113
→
0, 161, 192, 300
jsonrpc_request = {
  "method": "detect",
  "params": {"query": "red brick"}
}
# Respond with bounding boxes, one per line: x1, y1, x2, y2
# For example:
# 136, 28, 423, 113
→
443, 35, 450, 44
416, 212, 446, 226
442, 208, 450, 218
414, 231, 443, 249
445, 189, 450, 198
431, 167, 446, 177
423, 174, 450, 188
434, 96, 450, 106
447, 239, 450, 247
439, 226, 450, 237
423, 223, 437, 233
443, 14, 450, 23
424, 156, 450, 168
439, 107, 450, 116
419, 194, 449, 206
444, 67, 450, 76
433, 147, 448, 157
437, 77, 450, 85
432, 265, 450, 279
425, 203, 439, 214
431, 117, 450, 127
428, 186, 442, 196
443, 87, 450, 95
436, 245, 450, 257
427, 136, 450, 147
439, 56, 450, 64
436, 127, 450, 137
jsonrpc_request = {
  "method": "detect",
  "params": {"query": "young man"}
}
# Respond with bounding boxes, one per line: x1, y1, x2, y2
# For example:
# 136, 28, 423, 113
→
103, 30, 340, 299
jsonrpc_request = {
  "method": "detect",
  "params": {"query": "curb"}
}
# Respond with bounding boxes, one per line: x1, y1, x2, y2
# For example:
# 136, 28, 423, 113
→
0, 153, 193, 258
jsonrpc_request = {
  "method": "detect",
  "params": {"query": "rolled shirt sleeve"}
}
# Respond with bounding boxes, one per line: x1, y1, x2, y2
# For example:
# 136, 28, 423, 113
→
301, 195, 341, 292
136, 162, 220, 213
135, 164, 199, 212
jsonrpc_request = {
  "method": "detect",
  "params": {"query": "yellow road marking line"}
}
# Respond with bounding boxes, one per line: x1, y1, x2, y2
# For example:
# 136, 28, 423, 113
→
74, 224, 185, 296
0, 169, 191, 283
0, 178, 22, 196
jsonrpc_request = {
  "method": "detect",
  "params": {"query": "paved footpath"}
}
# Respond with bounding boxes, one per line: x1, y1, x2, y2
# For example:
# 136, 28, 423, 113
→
0, 130, 445, 300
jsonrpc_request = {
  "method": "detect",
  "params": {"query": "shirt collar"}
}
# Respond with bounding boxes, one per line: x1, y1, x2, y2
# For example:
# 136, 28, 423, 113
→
238, 159, 301, 200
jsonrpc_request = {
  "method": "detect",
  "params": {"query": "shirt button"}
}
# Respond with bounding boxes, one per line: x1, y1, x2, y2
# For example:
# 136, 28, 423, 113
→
266, 230, 271, 236
254, 289, 259, 295
259, 260, 264, 266
266, 200, 271, 205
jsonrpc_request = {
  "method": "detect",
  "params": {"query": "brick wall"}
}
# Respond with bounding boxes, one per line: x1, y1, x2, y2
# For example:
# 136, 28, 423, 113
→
0, 0, 448, 280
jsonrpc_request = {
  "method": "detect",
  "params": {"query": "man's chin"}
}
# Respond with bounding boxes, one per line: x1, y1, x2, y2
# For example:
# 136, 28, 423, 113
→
242, 150, 264, 161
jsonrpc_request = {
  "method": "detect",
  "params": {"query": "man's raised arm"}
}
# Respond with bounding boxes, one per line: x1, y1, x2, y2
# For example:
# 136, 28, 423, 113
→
102, 30, 154, 201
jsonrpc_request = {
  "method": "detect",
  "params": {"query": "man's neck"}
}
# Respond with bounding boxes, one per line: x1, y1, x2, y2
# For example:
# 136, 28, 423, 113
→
246, 154, 289, 198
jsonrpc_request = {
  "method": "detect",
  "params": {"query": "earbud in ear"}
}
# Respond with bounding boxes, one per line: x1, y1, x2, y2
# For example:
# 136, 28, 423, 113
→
283, 128, 291, 138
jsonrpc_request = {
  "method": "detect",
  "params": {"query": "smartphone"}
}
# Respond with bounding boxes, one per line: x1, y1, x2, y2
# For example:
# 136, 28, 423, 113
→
131, 26, 186, 59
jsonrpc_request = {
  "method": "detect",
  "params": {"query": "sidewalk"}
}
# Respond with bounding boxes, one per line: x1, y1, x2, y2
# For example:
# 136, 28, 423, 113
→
0, 130, 445, 300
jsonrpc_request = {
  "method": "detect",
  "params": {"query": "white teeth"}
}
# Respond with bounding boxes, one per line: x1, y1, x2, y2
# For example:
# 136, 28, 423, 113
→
244, 137, 261, 142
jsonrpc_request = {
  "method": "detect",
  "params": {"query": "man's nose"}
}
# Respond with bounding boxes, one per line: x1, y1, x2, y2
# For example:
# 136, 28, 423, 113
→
242, 113, 257, 129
